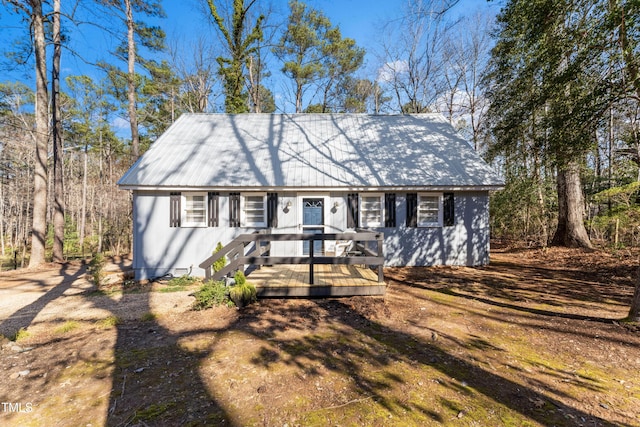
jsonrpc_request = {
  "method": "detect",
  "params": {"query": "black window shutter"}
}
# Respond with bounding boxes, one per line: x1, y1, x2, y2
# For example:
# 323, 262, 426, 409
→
208, 192, 219, 227
443, 192, 455, 227
229, 193, 240, 227
169, 192, 181, 227
347, 193, 359, 228
267, 193, 278, 228
385, 193, 396, 227
406, 193, 417, 227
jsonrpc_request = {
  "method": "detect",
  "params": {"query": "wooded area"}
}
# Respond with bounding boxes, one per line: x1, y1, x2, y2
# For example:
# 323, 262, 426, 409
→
0, 0, 639, 274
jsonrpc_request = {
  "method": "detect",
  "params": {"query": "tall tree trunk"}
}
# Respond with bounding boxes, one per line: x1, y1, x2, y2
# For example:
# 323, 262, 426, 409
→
52, 0, 65, 262
29, 0, 49, 268
125, 0, 140, 159
551, 160, 592, 248
628, 271, 640, 322
79, 146, 88, 255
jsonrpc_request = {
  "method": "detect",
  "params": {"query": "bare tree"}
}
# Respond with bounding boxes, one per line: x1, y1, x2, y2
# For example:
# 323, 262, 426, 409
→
168, 36, 219, 113
376, 0, 459, 114
3, 0, 50, 267
440, 12, 493, 151
52, 0, 65, 262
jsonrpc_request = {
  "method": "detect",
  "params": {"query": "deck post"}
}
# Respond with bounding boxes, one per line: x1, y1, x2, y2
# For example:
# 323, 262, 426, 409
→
377, 234, 384, 283
309, 238, 314, 285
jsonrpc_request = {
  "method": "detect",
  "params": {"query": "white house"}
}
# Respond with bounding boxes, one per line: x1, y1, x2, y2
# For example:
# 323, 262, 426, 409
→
118, 113, 503, 280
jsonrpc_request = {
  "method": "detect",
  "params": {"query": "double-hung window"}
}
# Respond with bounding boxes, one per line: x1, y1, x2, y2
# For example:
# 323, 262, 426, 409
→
417, 193, 443, 227
182, 192, 207, 227
360, 193, 384, 228
242, 193, 267, 227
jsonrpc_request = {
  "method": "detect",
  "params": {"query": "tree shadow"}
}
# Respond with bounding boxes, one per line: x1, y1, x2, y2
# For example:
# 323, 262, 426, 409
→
88, 285, 233, 426
234, 298, 626, 426
0, 263, 87, 338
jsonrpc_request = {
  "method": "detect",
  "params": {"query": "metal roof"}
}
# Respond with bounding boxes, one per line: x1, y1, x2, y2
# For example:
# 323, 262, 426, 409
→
117, 113, 503, 191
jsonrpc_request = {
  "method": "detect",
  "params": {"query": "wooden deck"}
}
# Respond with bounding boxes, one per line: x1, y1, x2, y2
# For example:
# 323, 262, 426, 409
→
248, 264, 386, 297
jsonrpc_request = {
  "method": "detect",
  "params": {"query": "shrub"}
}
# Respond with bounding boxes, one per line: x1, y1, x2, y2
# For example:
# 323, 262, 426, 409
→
229, 271, 257, 308
212, 242, 227, 273
88, 253, 106, 287
192, 280, 231, 310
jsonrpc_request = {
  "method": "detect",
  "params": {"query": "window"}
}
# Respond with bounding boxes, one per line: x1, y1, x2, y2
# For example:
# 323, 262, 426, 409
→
417, 193, 443, 227
242, 193, 267, 227
182, 192, 207, 227
360, 193, 384, 228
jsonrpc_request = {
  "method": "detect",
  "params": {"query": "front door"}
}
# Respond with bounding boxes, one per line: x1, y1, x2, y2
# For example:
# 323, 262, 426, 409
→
302, 198, 324, 255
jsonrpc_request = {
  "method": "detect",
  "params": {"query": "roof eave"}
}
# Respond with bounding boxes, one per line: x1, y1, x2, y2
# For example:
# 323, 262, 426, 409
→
117, 184, 505, 192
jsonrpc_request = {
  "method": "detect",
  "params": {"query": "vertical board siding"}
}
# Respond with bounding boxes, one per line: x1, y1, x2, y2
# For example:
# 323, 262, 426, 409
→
443, 192, 455, 227
406, 193, 417, 227
208, 192, 219, 227
169, 192, 181, 227
267, 193, 278, 228
229, 193, 241, 227
385, 193, 396, 227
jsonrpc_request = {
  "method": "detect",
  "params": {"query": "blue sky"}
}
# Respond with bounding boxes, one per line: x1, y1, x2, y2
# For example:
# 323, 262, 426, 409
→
1, 0, 500, 113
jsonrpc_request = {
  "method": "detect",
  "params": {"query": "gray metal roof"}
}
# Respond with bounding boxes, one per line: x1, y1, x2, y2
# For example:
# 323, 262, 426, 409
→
118, 113, 503, 191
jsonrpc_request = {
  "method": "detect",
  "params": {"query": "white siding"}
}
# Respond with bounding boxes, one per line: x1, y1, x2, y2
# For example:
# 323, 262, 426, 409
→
132, 190, 490, 280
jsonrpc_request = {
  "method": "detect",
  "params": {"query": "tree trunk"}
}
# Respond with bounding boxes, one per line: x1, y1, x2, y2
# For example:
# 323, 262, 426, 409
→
551, 160, 592, 248
628, 271, 640, 322
125, 0, 140, 160
79, 146, 88, 255
52, 0, 65, 263
29, 0, 49, 268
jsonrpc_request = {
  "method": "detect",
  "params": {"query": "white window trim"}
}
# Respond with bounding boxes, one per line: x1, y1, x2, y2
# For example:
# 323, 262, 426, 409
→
241, 193, 267, 228
181, 192, 208, 227
359, 193, 385, 228
417, 192, 443, 227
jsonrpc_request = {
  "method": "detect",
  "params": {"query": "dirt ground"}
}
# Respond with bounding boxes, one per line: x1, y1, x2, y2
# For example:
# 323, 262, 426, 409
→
0, 246, 639, 426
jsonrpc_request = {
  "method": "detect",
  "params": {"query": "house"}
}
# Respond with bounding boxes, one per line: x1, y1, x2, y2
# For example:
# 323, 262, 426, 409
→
118, 113, 503, 281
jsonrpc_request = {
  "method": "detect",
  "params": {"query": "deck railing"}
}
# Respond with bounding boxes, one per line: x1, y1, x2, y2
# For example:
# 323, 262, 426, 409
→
199, 230, 384, 284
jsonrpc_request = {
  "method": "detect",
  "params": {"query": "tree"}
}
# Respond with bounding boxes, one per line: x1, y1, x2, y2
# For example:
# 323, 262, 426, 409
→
273, 0, 364, 113
441, 12, 493, 151
96, 0, 166, 159
485, 0, 619, 248
205, 0, 264, 113
168, 36, 219, 113
0, 82, 35, 262
377, 0, 459, 114
317, 26, 365, 112
333, 77, 389, 113
52, 0, 65, 262
3, 0, 50, 267
273, 0, 327, 113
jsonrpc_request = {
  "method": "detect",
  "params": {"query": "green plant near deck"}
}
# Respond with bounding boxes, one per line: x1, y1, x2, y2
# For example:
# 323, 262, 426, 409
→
212, 241, 227, 273
88, 253, 106, 287
12, 327, 30, 341
192, 280, 232, 310
229, 271, 257, 308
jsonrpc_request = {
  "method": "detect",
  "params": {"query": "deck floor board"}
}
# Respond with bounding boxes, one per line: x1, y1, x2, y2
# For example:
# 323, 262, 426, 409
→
249, 264, 386, 297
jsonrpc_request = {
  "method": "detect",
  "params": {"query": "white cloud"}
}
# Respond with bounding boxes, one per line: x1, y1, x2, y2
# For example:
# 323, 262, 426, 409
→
377, 60, 408, 83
